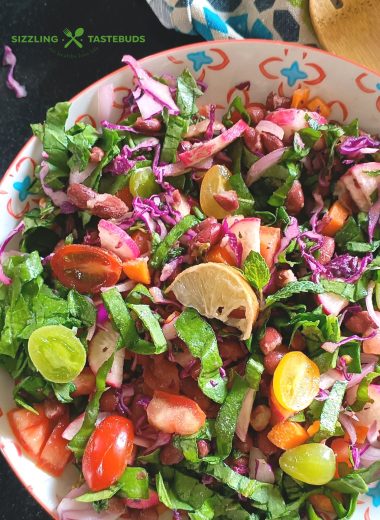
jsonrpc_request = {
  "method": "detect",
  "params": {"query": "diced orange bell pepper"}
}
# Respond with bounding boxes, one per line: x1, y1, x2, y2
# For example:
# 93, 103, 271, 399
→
331, 438, 352, 478
307, 97, 331, 118
306, 420, 320, 437
291, 87, 310, 109
205, 244, 237, 266
267, 421, 309, 450
320, 201, 350, 237
123, 257, 151, 285
344, 424, 369, 445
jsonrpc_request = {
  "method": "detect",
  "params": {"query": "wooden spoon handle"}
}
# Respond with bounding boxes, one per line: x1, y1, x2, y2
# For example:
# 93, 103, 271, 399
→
310, 0, 380, 72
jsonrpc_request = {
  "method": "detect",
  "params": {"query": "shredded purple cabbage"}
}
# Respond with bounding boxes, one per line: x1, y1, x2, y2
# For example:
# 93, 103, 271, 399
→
2, 46, 27, 98
325, 253, 372, 283
204, 104, 216, 141
0, 221, 25, 285
339, 136, 380, 157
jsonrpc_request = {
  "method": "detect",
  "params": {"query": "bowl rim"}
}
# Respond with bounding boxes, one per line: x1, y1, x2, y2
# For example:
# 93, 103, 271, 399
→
1, 37, 380, 519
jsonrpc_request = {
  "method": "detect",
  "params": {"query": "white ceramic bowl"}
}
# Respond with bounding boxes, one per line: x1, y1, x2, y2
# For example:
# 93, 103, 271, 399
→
1, 40, 380, 519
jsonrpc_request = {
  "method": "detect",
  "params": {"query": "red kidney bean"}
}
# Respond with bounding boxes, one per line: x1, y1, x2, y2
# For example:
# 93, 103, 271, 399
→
100, 388, 119, 412
197, 440, 210, 458
264, 345, 288, 375
345, 311, 376, 335
250, 405, 271, 432
67, 183, 129, 219
246, 104, 266, 125
266, 92, 291, 111
233, 432, 254, 453
134, 117, 162, 133
275, 269, 297, 289
256, 428, 280, 456
192, 218, 223, 246
290, 331, 306, 351
159, 442, 184, 465
213, 190, 239, 212
259, 327, 283, 355
89, 146, 105, 163
243, 127, 263, 155
261, 132, 284, 153
318, 235, 335, 265
285, 180, 305, 216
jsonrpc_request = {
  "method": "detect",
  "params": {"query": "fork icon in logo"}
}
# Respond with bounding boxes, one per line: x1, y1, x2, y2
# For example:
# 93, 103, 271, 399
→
63, 27, 85, 48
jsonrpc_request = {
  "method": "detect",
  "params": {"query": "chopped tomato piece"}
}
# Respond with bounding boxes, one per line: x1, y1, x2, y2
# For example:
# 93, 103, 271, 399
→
7, 405, 53, 459
51, 244, 122, 294
260, 226, 281, 268
331, 438, 352, 477
83, 415, 134, 491
130, 229, 151, 255
147, 390, 206, 435
38, 413, 72, 476
205, 244, 237, 265
123, 257, 151, 284
319, 201, 350, 237
72, 367, 96, 396
269, 384, 294, 425
267, 421, 309, 450
291, 87, 310, 109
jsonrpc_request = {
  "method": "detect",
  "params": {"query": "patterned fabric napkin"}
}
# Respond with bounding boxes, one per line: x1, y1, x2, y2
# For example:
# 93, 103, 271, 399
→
147, 0, 318, 45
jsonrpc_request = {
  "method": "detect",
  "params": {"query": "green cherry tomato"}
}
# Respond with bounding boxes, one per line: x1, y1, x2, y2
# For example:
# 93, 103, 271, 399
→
28, 325, 86, 383
129, 167, 159, 198
279, 443, 336, 485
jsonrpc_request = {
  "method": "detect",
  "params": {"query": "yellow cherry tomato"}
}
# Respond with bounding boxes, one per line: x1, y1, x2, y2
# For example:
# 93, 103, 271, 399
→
272, 351, 320, 412
200, 164, 232, 219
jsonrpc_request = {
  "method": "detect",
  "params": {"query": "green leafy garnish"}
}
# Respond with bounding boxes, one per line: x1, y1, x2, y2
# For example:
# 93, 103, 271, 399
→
243, 251, 270, 292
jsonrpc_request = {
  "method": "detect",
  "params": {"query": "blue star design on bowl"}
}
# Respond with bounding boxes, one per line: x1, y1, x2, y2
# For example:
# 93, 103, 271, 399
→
13, 176, 31, 202
376, 82, 380, 90
187, 51, 213, 72
280, 61, 308, 87
367, 481, 380, 507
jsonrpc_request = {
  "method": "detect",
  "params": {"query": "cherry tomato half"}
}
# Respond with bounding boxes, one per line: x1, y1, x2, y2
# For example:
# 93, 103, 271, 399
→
82, 415, 134, 491
51, 244, 122, 294
147, 390, 206, 435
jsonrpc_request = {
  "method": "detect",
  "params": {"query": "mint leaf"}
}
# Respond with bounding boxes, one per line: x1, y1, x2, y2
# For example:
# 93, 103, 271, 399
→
151, 215, 199, 268
243, 251, 270, 291
215, 373, 249, 459
76, 485, 120, 502
314, 381, 347, 441
265, 281, 324, 306
175, 308, 227, 403
128, 304, 167, 353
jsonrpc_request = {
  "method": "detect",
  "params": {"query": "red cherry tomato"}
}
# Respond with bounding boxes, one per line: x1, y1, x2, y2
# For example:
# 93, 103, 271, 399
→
82, 415, 134, 491
147, 390, 206, 435
130, 229, 151, 255
51, 244, 122, 294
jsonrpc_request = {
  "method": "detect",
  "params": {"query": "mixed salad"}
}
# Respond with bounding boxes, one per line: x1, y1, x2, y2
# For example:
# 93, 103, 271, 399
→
1, 54, 380, 520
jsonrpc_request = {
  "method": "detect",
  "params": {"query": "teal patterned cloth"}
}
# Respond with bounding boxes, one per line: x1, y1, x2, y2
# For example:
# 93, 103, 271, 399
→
146, 0, 317, 44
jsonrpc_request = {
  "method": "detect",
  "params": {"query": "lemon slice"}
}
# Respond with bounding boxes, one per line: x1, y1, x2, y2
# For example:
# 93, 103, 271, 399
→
167, 263, 259, 339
